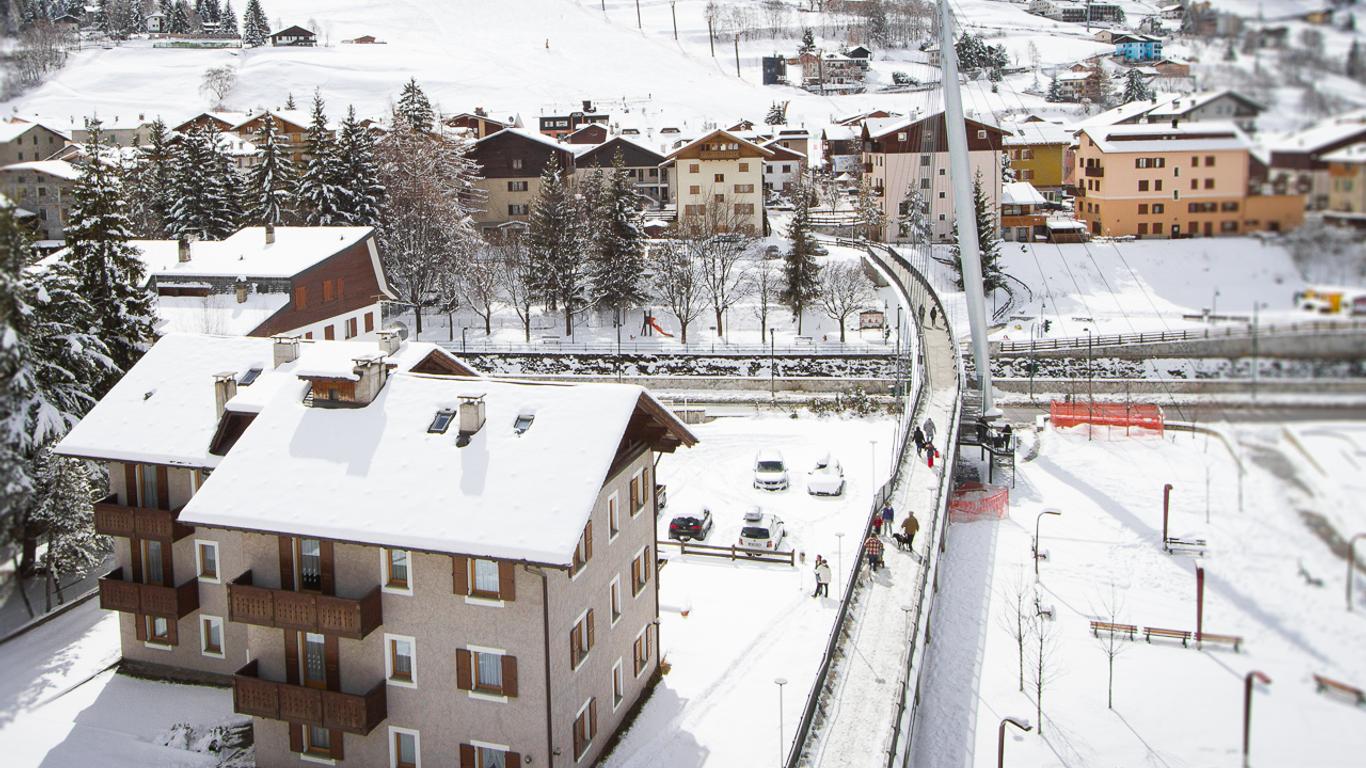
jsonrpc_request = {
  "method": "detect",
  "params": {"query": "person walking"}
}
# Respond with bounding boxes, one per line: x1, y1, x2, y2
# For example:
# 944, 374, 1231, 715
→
880, 503, 895, 535
918, 304, 926, 326
900, 515, 919, 549
912, 425, 926, 457
925, 441, 937, 468
813, 556, 831, 598
923, 416, 937, 445
863, 534, 884, 572
872, 514, 884, 536
1000, 423, 1014, 451
929, 305, 938, 327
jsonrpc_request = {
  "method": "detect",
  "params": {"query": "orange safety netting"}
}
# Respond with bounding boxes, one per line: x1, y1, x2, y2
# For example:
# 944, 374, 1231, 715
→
1050, 401, 1165, 435
949, 482, 1010, 522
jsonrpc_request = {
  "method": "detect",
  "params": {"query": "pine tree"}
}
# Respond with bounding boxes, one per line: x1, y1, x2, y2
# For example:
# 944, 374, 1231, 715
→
764, 102, 785, 126
799, 27, 815, 55
589, 149, 648, 315
65, 121, 155, 380
240, 0, 266, 46
1348, 40, 1366, 82
780, 174, 820, 334
122, 119, 176, 238
1120, 69, 1152, 103
169, 0, 189, 33
1002, 149, 1016, 183
219, 0, 237, 36
297, 92, 344, 225
948, 171, 1004, 292
169, 122, 240, 239
395, 78, 435, 133
1045, 73, 1064, 102
245, 115, 297, 225
528, 154, 587, 336
896, 183, 930, 243
855, 178, 885, 241
333, 106, 384, 227
32, 448, 110, 607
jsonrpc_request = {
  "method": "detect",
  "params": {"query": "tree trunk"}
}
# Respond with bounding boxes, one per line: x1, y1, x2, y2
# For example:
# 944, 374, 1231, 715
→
11, 553, 34, 619
413, 305, 424, 338
714, 306, 724, 338
484, 311, 492, 336
680, 320, 689, 344
839, 314, 847, 342
522, 313, 531, 342
44, 566, 53, 614
19, 518, 38, 578
54, 567, 65, 605
796, 306, 804, 335
564, 303, 573, 338
1107, 656, 1113, 709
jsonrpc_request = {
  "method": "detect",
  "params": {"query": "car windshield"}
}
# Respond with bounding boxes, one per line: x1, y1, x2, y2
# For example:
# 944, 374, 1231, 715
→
672, 518, 698, 527
757, 461, 785, 472
741, 526, 771, 539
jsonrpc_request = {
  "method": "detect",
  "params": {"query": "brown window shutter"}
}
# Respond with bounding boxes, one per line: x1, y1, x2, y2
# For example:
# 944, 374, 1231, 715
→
586, 608, 595, 652
584, 520, 593, 563
329, 732, 344, 760
123, 463, 138, 506
284, 629, 300, 685
452, 556, 469, 595
501, 655, 518, 697
155, 466, 170, 510
165, 616, 179, 646
324, 635, 340, 691
130, 536, 143, 583
589, 697, 598, 739
288, 723, 303, 753
160, 539, 174, 587
134, 613, 147, 641
459, 744, 476, 768
498, 561, 516, 601
319, 541, 335, 596
337, 277, 345, 299
278, 536, 295, 591
506, 752, 521, 767
569, 626, 578, 665
455, 648, 473, 690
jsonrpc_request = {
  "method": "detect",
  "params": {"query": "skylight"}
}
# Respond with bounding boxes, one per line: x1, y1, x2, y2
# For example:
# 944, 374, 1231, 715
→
513, 412, 535, 435
239, 367, 263, 386
429, 409, 455, 434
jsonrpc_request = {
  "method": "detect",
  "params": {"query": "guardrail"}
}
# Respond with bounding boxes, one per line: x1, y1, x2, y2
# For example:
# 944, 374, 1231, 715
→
439, 340, 898, 356
656, 539, 796, 566
994, 319, 1366, 355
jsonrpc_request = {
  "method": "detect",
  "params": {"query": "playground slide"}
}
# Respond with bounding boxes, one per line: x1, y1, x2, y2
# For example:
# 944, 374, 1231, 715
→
645, 317, 674, 337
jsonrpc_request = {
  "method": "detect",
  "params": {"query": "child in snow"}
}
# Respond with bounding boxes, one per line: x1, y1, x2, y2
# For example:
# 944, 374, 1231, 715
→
872, 515, 884, 536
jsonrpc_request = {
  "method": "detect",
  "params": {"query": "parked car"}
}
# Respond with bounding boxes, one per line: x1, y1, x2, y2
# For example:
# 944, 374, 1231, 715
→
753, 449, 790, 491
763, 244, 783, 259
668, 508, 714, 541
811, 243, 829, 256
738, 507, 786, 552
806, 453, 846, 496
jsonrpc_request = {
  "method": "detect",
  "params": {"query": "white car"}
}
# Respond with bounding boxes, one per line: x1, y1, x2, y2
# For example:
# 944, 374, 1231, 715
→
738, 507, 787, 552
806, 454, 846, 496
753, 450, 790, 491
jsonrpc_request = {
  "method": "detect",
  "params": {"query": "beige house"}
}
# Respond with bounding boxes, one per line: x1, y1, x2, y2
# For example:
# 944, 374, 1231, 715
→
0, 119, 69, 166
470, 128, 578, 232
664, 129, 773, 234
0, 159, 80, 241
1323, 143, 1366, 222
58, 332, 696, 768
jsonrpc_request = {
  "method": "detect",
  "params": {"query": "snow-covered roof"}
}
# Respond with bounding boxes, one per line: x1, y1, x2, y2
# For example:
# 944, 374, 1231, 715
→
1270, 117, 1366, 154
57, 333, 470, 468
864, 109, 1004, 140
177, 374, 696, 564
155, 293, 292, 336
127, 227, 378, 280
232, 109, 317, 132
1056, 71, 1091, 82
477, 126, 571, 153
1045, 218, 1086, 230
822, 125, 858, 142
1074, 97, 1167, 129
665, 128, 775, 160
1080, 122, 1251, 153
1146, 89, 1264, 118
1323, 143, 1366, 164
1002, 182, 1047, 207
0, 160, 80, 180
761, 140, 806, 162
0, 119, 70, 142
1003, 121, 1074, 146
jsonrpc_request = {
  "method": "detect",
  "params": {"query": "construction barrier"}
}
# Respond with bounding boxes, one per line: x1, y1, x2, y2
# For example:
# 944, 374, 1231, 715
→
948, 482, 1010, 522
1050, 401, 1165, 435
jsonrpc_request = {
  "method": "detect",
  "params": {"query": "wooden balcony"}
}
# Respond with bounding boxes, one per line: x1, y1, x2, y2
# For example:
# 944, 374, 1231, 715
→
92, 494, 193, 541
98, 567, 200, 618
697, 149, 741, 160
228, 571, 382, 640
233, 660, 387, 736
1084, 165, 1105, 178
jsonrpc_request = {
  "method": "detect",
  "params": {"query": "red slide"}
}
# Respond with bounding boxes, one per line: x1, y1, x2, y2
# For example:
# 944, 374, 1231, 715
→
645, 316, 674, 338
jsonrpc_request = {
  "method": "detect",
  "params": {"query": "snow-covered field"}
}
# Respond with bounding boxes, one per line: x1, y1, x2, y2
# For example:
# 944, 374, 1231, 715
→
911, 422, 1366, 767
602, 412, 896, 768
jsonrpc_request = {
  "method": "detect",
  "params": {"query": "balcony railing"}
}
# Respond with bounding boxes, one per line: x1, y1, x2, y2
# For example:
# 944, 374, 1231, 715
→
1084, 165, 1105, 177
697, 149, 741, 160
233, 660, 387, 736
228, 570, 383, 640
98, 567, 199, 618
92, 494, 193, 541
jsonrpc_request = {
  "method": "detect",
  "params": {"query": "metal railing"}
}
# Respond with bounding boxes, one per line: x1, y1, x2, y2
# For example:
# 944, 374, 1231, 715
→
439, 339, 898, 357
994, 319, 1366, 355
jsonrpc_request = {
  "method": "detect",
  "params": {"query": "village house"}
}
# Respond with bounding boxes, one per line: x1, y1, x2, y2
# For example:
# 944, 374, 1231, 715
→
564, 123, 610, 145
761, 140, 807, 197
999, 181, 1050, 242
0, 119, 69, 166
1112, 32, 1163, 62
1141, 90, 1264, 133
1073, 122, 1304, 238
821, 124, 863, 174
71, 114, 158, 148
573, 136, 671, 208
861, 111, 1008, 243
1268, 113, 1366, 210
539, 101, 610, 139
269, 25, 317, 47
1002, 120, 1073, 200
1052, 70, 1093, 102
230, 110, 315, 166
1322, 143, 1366, 225
0, 159, 80, 242
470, 128, 578, 231
442, 109, 515, 140
57, 325, 694, 768
663, 129, 772, 234
797, 51, 870, 93
174, 111, 253, 136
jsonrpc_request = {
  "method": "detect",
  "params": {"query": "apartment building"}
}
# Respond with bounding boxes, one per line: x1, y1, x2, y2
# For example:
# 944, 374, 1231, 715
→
58, 332, 696, 768
0, 119, 69, 166
574, 136, 670, 208
1002, 120, 1073, 199
761, 140, 807, 196
1269, 113, 1366, 210
664, 128, 772, 234
861, 111, 1007, 242
1074, 122, 1304, 238
1323, 143, 1366, 223
470, 128, 578, 231
0, 159, 80, 242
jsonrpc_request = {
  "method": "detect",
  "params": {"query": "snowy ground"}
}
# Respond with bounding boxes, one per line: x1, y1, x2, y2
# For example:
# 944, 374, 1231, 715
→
0, 600, 243, 768
910, 422, 1366, 767
601, 412, 897, 768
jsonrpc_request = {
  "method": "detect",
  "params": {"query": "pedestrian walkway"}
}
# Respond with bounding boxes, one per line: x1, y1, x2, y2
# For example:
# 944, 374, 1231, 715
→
806, 304, 962, 768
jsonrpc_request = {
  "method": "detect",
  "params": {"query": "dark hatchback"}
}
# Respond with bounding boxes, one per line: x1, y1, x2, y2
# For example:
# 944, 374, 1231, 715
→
667, 509, 714, 541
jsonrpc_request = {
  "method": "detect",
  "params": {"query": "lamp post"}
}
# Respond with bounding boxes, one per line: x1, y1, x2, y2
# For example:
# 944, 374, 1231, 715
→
1034, 508, 1061, 577
769, 327, 777, 400
835, 532, 845, 595
1085, 327, 1094, 441
461, 326, 468, 354
1348, 533, 1366, 611
997, 716, 1032, 768
1242, 670, 1271, 768
1211, 288, 1220, 321
775, 677, 789, 768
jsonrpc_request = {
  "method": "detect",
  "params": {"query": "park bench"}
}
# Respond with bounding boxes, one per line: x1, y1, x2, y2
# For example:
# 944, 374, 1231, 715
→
1196, 632, 1243, 652
1144, 626, 1192, 647
1164, 536, 1207, 556
1090, 620, 1137, 640
1313, 674, 1365, 705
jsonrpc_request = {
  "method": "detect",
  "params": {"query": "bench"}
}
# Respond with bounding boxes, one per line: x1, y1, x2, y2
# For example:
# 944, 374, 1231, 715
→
1164, 537, 1207, 556
1196, 632, 1243, 652
1091, 620, 1137, 640
1144, 626, 1192, 647
1313, 674, 1365, 705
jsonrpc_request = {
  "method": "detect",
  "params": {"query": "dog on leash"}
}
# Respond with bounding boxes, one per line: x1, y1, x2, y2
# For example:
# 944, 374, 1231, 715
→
892, 532, 913, 551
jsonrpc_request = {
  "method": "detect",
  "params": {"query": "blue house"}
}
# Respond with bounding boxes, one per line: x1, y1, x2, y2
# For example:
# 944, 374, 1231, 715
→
1113, 33, 1163, 62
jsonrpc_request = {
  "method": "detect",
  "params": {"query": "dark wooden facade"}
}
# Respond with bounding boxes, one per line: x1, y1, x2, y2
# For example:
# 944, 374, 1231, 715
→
574, 137, 666, 170
471, 130, 576, 180
565, 123, 609, 145
252, 234, 388, 338
862, 114, 1007, 154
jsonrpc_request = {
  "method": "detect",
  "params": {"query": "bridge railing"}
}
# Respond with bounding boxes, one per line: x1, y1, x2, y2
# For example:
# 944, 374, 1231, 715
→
993, 318, 1366, 355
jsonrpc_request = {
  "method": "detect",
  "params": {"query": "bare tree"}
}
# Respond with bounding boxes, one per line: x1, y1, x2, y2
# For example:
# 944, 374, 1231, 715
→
752, 259, 780, 343
199, 65, 237, 108
1027, 590, 1061, 735
1093, 584, 1129, 709
653, 240, 710, 344
7, 22, 75, 93
493, 233, 537, 343
997, 571, 1029, 693
463, 243, 504, 336
815, 261, 876, 342
681, 200, 757, 339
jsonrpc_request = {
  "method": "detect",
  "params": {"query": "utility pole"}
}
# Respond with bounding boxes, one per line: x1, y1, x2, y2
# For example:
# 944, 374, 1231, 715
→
735, 34, 741, 77
708, 18, 715, 57
671, 2, 678, 40
635, 0, 642, 29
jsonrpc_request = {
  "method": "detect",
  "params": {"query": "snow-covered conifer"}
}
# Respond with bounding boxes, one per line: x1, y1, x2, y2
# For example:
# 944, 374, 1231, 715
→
395, 77, 435, 132
333, 106, 384, 227
32, 448, 110, 606
297, 92, 344, 225
528, 154, 588, 336
780, 174, 820, 333
168, 122, 241, 239
589, 150, 648, 315
245, 115, 297, 225
240, 0, 267, 46
219, 0, 237, 36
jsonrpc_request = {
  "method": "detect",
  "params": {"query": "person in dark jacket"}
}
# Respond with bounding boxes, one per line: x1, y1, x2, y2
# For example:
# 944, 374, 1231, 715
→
912, 426, 926, 456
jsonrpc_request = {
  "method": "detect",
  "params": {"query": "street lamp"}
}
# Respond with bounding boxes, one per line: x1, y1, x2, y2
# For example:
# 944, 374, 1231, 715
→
1348, 533, 1366, 611
769, 328, 777, 400
834, 532, 845, 595
774, 677, 789, 768
1034, 508, 1061, 577
1084, 327, 1094, 441
997, 716, 1032, 768
1211, 288, 1221, 320
1242, 670, 1271, 768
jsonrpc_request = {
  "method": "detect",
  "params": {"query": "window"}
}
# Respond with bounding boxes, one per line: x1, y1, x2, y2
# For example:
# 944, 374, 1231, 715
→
296, 538, 322, 590
570, 609, 595, 669
239, 367, 263, 386
346, 318, 358, 339
633, 625, 652, 677
1138, 180, 1149, 192
713, 173, 724, 183
1152, 203, 1165, 214
323, 279, 336, 303
713, 193, 725, 203
146, 615, 172, 645
612, 660, 625, 710
468, 744, 512, 768
143, 539, 165, 585
508, 204, 529, 216
1205, 155, 1215, 166
457, 646, 517, 698
608, 493, 620, 540
507, 180, 528, 191
609, 576, 622, 624
781, 164, 791, 173
977, 129, 987, 139
429, 410, 455, 434
733, 203, 754, 215
938, 191, 945, 198
473, 559, 500, 596
304, 725, 333, 759
200, 615, 224, 657
688, 163, 699, 173
897, 132, 908, 142
573, 699, 597, 760
684, 204, 704, 216
1221, 220, 1239, 233
738, 163, 749, 172
1138, 204, 1149, 215
475, 650, 503, 691
511, 158, 523, 170
390, 727, 420, 768
138, 463, 160, 509
1204, 178, 1214, 189
570, 521, 592, 577
920, 178, 930, 189
1155, 180, 1163, 192
1192, 156, 1200, 167
383, 548, 412, 594
196, 540, 220, 582
733, 183, 754, 193
631, 547, 651, 596
1221, 201, 1239, 212
365, 313, 375, 333
1153, 222, 1163, 234
300, 631, 327, 687
688, 185, 700, 195
293, 286, 309, 310
629, 468, 649, 514
324, 325, 336, 340
1138, 223, 1149, 235
386, 634, 416, 687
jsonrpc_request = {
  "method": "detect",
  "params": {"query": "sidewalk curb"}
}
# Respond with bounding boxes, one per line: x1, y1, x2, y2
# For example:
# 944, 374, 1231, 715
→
0, 587, 99, 646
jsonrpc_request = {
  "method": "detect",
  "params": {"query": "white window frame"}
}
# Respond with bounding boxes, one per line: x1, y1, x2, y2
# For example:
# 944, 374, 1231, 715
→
630, 469, 645, 516
384, 633, 418, 689
381, 548, 414, 596
573, 698, 594, 756
571, 609, 592, 669
389, 726, 421, 768
607, 492, 621, 542
470, 740, 512, 768
611, 658, 625, 711
199, 614, 225, 659
194, 539, 221, 584
609, 575, 623, 626
467, 643, 509, 703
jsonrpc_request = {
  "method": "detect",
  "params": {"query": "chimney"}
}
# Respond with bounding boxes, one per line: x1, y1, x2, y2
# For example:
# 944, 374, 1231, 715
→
475, 106, 487, 117
234, 278, 250, 304
377, 329, 402, 356
177, 237, 191, 263
1171, 118, 1179, 129
583, 99, 594, 112
273, 335, 300, 368
351, 354, 389, 404
265, 222, 275, 244
213, 372, 238, 419
456, 394, 486, 447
